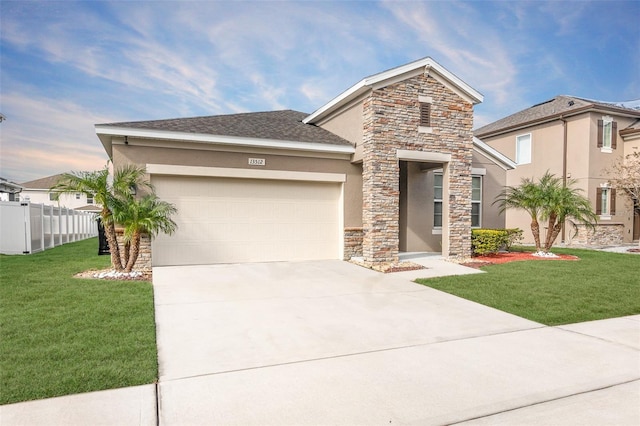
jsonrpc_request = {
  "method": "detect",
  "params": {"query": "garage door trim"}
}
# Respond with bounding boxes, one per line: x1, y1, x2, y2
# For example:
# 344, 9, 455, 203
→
147, 164, 346, 183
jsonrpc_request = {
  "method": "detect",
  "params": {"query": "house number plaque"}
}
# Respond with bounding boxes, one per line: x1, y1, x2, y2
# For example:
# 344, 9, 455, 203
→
248, 158, 266, 166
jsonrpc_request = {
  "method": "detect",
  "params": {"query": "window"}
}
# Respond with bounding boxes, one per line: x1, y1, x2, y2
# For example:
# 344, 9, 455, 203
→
597, 117, 617, 152
75, 193, 81, 200
433, 173, 443, 227
516, 134, 532, 165
49, 192, 57, 201
433, 174, 482, 228
87, 195, 94, 204
596, 187, 616, 217
471, 176, 482, 227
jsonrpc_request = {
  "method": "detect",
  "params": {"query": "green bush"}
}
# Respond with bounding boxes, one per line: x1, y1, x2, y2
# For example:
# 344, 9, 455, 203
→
471, 228, 523, 255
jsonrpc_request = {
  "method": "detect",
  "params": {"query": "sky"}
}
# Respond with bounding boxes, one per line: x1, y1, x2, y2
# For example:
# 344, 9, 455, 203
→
1, 0, 639, 183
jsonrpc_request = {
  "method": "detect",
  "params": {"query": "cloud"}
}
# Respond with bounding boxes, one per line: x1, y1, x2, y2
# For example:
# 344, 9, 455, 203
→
0, 92, 114, 182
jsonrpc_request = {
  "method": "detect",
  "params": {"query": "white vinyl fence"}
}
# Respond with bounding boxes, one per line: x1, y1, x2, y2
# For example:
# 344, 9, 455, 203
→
0, 201, 98, 255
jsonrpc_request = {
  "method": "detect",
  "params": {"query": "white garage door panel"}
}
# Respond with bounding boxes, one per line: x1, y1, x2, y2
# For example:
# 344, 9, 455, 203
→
152, 176, 341, 266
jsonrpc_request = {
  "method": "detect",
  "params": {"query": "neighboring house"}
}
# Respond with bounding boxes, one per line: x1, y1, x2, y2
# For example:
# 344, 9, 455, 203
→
0, 177, 23, 201
475, 95, 640, 245
19, 174, 99, 211
96, 57, 514, 267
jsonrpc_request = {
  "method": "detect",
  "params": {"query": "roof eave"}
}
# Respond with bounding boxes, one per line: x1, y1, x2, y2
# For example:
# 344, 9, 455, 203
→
476, 104, 640, 139
95, 125, 356, 155
472, 137, 516, 170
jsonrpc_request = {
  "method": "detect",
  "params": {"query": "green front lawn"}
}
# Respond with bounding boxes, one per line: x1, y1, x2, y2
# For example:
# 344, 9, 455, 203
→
0, 238, 157, 405
416, 247, 640, 326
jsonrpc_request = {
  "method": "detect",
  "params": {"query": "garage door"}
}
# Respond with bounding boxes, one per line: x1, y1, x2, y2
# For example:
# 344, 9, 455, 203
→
151, 175, 342, 266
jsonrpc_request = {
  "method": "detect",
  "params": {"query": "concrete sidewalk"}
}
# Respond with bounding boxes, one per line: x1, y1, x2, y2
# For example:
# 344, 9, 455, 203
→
2, 258, 639, 425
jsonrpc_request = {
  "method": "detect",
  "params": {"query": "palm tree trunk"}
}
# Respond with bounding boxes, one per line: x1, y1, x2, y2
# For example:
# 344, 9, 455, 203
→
545, 223, 563, 252
531, 218, 542, 252
103, 220, 124, 272
124, 231, 141, 273
543, 213, 558, 252
123, 241, 131, 269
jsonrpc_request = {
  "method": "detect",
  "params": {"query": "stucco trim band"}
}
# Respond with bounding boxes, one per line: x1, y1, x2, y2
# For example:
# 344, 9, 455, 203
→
396, 149, 452, 163
146, 164, 347, 183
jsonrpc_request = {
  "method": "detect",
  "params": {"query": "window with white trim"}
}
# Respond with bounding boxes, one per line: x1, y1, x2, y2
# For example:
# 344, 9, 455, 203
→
471, 176, 482, 227
49, 193, 56, 201
433, 174, 482, 228
87, 195, 94, 204
516, 134, 531, 165
75, 193, 81, 200
596, 186, 616, 218
597, 116, 617, 152
433, 173, 443, 227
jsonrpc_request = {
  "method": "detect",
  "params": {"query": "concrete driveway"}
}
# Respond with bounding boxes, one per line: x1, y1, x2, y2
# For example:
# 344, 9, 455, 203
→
153, 259, 640, 425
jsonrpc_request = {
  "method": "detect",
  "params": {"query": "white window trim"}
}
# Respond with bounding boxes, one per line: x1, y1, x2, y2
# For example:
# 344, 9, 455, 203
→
516, 133, 532, 165
599, 183, 612, 220
471, 175, 482, 228
432, 173, 483, 231
601, 115, 613, 153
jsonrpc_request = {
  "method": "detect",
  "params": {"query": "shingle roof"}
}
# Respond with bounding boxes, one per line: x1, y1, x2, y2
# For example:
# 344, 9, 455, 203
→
99, 109, 352, 147
20, 174, 65, 189
475, 95, 640, 137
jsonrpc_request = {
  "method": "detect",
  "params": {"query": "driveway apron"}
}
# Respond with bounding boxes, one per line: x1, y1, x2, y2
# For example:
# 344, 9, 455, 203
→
153, 260, 640, 425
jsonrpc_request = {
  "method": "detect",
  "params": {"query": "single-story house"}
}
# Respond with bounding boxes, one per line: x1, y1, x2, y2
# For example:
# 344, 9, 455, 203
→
96, 57, 514, 267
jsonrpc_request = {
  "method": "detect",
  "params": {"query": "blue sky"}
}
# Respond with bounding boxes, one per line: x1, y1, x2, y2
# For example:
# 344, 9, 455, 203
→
1, 0, 639, 183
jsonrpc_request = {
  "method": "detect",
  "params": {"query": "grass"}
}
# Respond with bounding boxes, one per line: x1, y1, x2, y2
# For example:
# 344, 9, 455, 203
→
416, 247, 640, 326
0, 238, 158, 405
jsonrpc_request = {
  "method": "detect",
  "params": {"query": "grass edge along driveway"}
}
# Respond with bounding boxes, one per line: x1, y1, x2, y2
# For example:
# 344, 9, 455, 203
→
0, 238, 157, 405
416, 247, 640, 326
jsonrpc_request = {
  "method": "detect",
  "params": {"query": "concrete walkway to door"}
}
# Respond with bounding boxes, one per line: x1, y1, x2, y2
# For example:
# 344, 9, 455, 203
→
153, 258, 640, 425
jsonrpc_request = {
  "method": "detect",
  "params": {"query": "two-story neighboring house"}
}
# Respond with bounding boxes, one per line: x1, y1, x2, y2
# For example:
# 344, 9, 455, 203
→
95, 57, 514, 268
19, 174, 101, 212
475, 95, 640, 245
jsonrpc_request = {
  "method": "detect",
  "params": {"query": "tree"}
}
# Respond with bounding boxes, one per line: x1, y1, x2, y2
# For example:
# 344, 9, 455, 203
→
51, 164, 156, 272
112, 193, 177, 272
494, 174, 550, 252
607, 152, 640, 246
495, 172, 596, 254
541, 177, 597, 252
51, 166, 124, 271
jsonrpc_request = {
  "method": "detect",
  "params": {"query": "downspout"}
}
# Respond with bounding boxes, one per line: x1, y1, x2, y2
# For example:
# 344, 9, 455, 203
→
561, 115, 568, 242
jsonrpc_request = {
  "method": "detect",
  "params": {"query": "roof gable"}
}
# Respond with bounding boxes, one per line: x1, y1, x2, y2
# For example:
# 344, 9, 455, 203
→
303, 57, 483, 125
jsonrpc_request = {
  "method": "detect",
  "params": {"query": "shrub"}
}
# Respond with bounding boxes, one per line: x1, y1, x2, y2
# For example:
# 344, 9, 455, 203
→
471, 228, 523, 256
504, 228, 524, 251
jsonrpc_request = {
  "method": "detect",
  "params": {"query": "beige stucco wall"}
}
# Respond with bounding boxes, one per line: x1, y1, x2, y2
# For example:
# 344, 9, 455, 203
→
471, 150, 508, 230
483, 111, 638, 244
317, 101, 364, 162
112, 143, 363, 228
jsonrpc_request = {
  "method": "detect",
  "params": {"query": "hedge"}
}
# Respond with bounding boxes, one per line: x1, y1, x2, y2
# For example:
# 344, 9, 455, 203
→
471, 228, 523, 255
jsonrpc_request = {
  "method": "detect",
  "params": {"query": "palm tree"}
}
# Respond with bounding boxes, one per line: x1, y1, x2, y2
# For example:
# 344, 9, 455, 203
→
113, 193, 177, 272
51, 166, 124, 271
495, 172, 596, 253
494, 174, 548, 252
541, 178, 597, 252
51, 164, 152, 272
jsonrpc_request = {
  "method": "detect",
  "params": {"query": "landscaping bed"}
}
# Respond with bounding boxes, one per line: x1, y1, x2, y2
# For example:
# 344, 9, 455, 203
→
463, 251, 579, 269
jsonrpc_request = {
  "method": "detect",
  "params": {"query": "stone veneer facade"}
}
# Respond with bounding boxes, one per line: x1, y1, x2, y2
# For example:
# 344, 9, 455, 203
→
570, 223, 625, 246
114, 229, 152, 271
344, 227, 364, 260
361, 74, 474, 264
